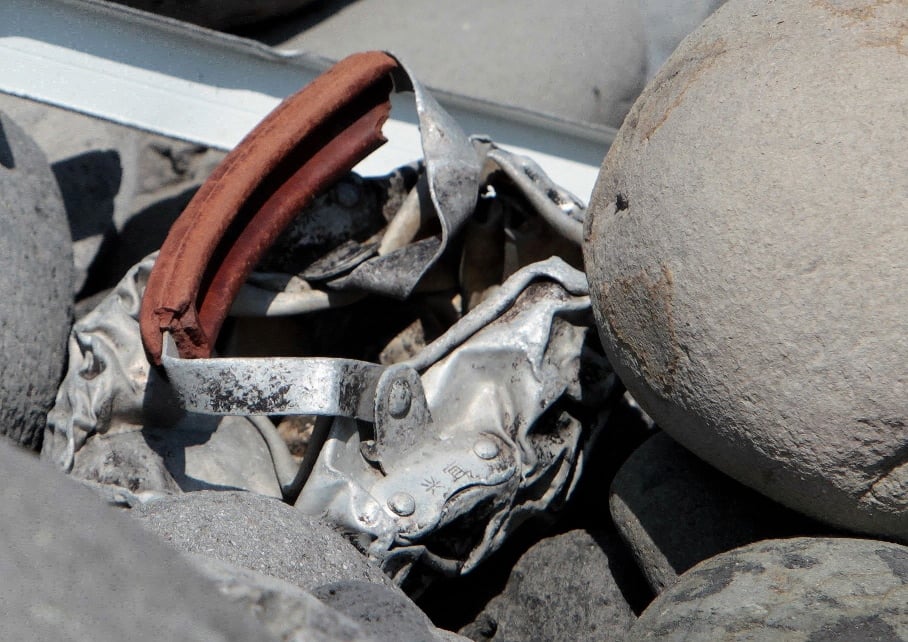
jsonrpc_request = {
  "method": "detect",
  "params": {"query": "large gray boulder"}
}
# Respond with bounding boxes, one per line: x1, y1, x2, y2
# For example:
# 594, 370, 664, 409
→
0, 441, 273, 641
0, 111, 73, 449
584, 0, 908, 540
628, 537, 908, 640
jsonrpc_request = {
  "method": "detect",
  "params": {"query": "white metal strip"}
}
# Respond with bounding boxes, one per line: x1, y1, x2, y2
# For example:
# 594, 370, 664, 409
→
0, 0, 611, 200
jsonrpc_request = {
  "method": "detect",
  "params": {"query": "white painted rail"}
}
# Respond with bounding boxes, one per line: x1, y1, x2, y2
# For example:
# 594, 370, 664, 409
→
0, 0, 613, 200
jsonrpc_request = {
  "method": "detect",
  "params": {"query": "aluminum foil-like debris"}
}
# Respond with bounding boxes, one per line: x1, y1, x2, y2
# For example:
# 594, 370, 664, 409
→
46, 51, 618, 584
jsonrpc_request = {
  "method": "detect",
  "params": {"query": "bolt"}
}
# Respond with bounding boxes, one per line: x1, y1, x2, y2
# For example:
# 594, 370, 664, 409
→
473, 438, 499, 460
388, 492, 416, 517
388, 380, 412, 419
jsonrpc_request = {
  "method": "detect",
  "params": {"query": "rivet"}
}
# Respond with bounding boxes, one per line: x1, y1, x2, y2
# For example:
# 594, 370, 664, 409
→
388, 380, 412, 419
388, 492, 416, 517
473, 438, 499, 460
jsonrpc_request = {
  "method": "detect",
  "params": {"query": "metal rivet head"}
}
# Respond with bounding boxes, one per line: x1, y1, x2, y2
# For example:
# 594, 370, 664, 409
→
388, 492, 416, 517
387, 380, 412, 419
473, 438, 499, 460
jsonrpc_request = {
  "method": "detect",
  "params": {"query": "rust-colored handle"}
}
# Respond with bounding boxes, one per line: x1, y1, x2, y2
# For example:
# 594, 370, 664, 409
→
140, 52, 400, 364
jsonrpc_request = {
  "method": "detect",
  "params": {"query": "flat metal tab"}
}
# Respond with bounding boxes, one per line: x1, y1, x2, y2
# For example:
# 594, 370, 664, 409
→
161, 334, 383, 419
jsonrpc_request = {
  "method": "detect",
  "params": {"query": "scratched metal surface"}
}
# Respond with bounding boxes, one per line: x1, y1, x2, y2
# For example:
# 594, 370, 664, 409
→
45, 66, 619, 583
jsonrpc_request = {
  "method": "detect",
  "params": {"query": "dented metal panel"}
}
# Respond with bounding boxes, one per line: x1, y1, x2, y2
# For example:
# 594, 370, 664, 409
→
44, 51, 619, 584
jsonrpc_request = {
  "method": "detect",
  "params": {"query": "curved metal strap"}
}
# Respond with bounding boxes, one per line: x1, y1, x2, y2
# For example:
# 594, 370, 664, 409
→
160, 334, 384, 419
140, 51, 400, 363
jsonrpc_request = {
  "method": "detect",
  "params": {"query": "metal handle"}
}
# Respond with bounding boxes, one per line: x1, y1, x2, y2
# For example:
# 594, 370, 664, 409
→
140, 51, 400, 363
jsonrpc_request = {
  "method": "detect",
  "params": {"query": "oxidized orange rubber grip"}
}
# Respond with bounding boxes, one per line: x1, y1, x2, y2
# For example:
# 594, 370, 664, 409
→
140, 52, 399, 364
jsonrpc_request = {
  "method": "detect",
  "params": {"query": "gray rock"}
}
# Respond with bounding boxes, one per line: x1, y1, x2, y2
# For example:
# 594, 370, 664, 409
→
628, 537, 908, 640
108, 0, 318, 29
0, 111, 73, 449
249, 0, 647, 130
584, 0, 908, 541
459, 529, 635, 641
314, 581, 468, 642
132, 490, 395, 591
0, 93, 224, 294
0, 94, 125, 292
0, 440, 274, 641
187, 554, 379, 642
134, 493, 464, 641
611, 431, 825, 594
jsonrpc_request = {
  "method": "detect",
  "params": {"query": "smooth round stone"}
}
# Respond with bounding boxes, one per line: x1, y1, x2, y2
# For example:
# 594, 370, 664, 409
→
459, 529, 636, 641
628, 537, 908, 640
0, 111, 73, 449
584, 0, 908, 540
185, 555, 378, 642
0, 94, 225, 294
132, 491, 393, 592
610, 432, 824, 594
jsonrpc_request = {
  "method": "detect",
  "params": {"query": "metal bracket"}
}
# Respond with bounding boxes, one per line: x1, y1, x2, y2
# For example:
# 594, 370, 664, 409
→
362, 364, 432, 472
161, 333, 383, 420
369, 431, 517, 540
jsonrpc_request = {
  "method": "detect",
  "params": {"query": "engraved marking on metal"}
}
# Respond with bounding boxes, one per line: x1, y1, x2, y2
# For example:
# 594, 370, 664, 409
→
443, 462, 476, 483
420, 477, 442, 496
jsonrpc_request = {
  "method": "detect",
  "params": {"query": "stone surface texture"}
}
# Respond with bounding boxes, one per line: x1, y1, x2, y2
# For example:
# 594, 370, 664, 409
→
584, 0, 908, 540
0, 441, 274, 641
629, 537, 908, 641
609, 432, 829, 594
248, 0, 647, 130
187, 554, 380, 642
0, 111, 73, 450
459, 529, 635, 641
610, 431, 825, 594
134, 492, 468, 640
132, 490, 395, 591
314, 581, 469, 642
0, 93, 224, 294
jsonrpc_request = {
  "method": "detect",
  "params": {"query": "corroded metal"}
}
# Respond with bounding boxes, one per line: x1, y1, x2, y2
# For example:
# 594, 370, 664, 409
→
141, 51, 399, 363
49, 53, 617, 584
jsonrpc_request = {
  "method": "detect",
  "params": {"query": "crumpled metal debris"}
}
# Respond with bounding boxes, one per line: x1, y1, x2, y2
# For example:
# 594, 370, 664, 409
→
293, 259, 605, 582
45, 52, 617, 582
